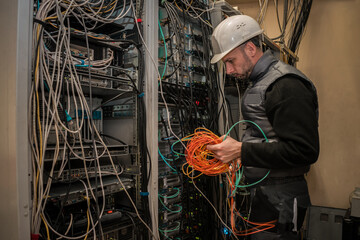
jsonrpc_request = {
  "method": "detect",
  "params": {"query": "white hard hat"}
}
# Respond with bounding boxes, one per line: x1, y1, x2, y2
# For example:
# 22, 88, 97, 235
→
211, 15, 263, 64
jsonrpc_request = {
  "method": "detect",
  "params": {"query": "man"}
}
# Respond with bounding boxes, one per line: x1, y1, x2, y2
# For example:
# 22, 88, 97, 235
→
207, 15, 319, 240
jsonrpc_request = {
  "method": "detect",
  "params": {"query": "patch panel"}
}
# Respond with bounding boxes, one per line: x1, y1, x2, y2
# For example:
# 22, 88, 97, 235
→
160, 208, 182, 223
160, 221, 181, 239
49, 176, 134, 206
51, 165, 122, 183
162, 191, 182, 206
43, 144, 129, 162
70, 43, 95, 60
159, 175, 181, 189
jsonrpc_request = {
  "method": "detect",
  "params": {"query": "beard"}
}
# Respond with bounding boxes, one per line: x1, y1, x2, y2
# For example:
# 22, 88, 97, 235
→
236, 67, 252, 80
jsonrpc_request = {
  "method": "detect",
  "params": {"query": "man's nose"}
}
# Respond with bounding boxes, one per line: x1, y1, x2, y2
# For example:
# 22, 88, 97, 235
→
225, 63, 234, 75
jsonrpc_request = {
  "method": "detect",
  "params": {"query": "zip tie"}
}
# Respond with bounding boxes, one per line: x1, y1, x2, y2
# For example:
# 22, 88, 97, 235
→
138, 92, 144, 98
140, 191, 149, 196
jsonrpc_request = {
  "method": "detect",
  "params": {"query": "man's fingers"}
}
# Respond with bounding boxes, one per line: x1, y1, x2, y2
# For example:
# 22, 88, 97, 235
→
207, 143, 220, 151
207, 144, 214, 151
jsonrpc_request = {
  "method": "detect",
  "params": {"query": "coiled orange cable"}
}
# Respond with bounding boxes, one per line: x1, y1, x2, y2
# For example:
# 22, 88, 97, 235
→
181, 128, 229, 178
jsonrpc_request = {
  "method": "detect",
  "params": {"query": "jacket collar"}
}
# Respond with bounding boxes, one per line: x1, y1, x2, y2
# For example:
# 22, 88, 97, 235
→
249, 50, 278, 83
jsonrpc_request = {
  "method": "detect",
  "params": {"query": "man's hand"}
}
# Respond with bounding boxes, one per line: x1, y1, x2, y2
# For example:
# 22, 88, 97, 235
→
207, 136, 242, 164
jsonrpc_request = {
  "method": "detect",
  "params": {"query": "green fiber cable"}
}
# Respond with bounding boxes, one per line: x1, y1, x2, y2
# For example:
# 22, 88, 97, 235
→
159, 221, 181, 232
235, 167, 270, 188
224, 120, 268, 142
158, 20, 167, 80
225, 120, 270, 192
171, 137, 191, 157
158, 148, 177, 173
158, 148, 179, 161
158, 196, 183, 213
158, 187, 180, 199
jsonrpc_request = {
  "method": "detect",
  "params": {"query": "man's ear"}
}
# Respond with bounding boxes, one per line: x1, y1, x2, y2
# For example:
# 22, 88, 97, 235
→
244, 41, 257, 57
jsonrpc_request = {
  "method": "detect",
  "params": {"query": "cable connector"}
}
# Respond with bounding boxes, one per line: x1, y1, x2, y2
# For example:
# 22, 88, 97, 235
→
140, 191, 149, 196
65, 110, 72, 122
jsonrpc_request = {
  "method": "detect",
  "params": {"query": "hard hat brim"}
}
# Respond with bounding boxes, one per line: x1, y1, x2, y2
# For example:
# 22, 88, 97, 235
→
210, 48, 234, 64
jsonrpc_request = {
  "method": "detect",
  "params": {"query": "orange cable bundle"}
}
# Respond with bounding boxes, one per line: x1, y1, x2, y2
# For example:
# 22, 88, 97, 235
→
182, 128, 229, 177
227, 167, 276, 236
228, 196, 277, 236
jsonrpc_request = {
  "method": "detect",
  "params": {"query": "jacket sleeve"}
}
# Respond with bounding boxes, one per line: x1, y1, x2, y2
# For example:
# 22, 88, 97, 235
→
241, 76, 319, 169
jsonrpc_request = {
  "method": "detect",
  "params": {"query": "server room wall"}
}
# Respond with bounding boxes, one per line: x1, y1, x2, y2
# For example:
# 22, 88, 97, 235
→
234, 0, 360, 209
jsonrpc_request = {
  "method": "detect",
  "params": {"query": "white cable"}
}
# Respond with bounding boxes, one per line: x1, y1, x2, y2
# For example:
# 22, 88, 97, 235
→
40, 179, 97, 239
56, 214, 73, 240
177, 0, 214, 28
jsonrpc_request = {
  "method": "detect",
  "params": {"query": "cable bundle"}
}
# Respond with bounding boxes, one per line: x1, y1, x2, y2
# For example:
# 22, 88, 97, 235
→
181, 128, 229, 177
180, 121, 266, 178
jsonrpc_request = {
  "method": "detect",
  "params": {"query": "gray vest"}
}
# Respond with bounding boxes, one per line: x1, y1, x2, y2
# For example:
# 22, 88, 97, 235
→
241, 51, 318, 179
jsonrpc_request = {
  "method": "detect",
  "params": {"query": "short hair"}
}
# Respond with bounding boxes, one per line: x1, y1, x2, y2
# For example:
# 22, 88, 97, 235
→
246, 35, 262, 48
